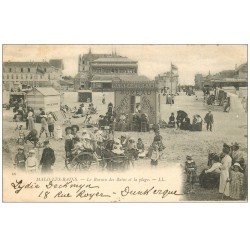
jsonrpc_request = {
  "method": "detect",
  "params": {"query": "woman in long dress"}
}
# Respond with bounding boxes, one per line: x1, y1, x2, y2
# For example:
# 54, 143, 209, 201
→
219, 147, 232, 197
229, 162, 245, 200
27, 112, 35, 131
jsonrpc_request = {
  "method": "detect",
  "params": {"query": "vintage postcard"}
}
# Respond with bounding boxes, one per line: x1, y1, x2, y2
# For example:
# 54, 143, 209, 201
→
1, 44, 248, 202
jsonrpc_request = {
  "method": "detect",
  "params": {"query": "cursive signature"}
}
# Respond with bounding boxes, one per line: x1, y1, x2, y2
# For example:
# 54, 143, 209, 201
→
120, 186, 182, 199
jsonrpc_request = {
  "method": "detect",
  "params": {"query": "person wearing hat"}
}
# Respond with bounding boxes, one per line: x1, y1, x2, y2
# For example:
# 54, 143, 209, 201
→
120, 134, 128, 149
25, 149, 39, 173
150, 143, 159, 166
47, 113, 55, 138
65, 126, 74, 161
112, 139, 124, 155
231, 142, 244, 165
81, 130, 93, 151
204, 110, 214, 131
219, 146, 232, 197
14, 146, 26, 171
92, 127, 103, 150
185, 156, 197, 192
168, 112, 176, 128
40, 140, 55, 173
228, 162, 245, 200
39, 108, 45, 116
27, 110, 35, 131
137, 138, 145, 158
71, 125, 80, 145
39, 115, 49, 138
199, 154, 221, 189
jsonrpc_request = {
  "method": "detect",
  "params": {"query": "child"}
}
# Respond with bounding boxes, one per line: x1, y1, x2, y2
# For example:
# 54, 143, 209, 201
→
150, 144, 159, 166
47, 113, 55, 138
137, 138, 146, 158
56, 125, 63, 140
14, 146, 26, 171
185, 156, 197, 193
229, 162, 245, 200
25, 149, 39, 173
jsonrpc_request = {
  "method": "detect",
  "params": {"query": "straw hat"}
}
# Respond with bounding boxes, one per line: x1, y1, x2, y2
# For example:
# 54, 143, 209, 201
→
233, 162, 243, 171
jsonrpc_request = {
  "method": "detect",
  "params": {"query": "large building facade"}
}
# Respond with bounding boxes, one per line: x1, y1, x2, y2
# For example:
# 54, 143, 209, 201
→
75, 49, 138, 91
2, 59, 64, 91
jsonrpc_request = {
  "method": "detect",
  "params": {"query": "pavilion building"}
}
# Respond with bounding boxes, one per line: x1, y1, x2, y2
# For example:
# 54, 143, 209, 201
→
75, 49, 138, 91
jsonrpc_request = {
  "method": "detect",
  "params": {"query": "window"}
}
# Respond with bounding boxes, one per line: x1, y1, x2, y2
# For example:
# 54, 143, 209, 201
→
30, 75, 33, 79
28, 68, 30, 73
21, 68, 23, 73
26, 75, 28, 79
11, 74, 14, 79
21, 74, 23, 79
7, 75, 9, 79
9, 68, 12, 72
44, 68, 46, 72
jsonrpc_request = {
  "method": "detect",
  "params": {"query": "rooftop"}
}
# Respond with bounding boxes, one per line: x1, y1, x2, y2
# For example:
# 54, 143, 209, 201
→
59, 79, 74, 85
92, 56, 137, 64
3, 61, 51, 68
27, 87, 60, 96
114, 75, 151, 82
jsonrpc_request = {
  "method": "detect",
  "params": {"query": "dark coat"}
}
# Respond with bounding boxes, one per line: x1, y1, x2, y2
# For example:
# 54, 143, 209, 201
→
204, 113, 214, 123
65, 139, 74, 152
40, 147, 55, 166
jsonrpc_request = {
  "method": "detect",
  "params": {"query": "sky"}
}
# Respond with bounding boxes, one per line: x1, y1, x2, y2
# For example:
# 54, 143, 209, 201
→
3, 45, 247, 84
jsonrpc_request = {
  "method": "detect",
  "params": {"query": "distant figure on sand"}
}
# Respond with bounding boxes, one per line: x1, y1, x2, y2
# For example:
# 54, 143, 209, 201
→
204, 110, 214, 131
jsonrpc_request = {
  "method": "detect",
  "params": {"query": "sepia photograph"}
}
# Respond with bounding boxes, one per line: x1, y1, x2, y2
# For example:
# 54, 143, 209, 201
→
2, 44, 248, 202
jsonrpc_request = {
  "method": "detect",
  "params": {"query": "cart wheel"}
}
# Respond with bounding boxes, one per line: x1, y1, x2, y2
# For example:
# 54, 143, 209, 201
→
71, 153, 93, 171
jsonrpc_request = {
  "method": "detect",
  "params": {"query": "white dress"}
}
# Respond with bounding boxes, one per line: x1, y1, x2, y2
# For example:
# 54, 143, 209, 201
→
219, 155, 232, 196
56, 126, 63, 140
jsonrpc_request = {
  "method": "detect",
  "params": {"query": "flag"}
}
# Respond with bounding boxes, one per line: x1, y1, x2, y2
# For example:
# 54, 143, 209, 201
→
171, 63, 178, 71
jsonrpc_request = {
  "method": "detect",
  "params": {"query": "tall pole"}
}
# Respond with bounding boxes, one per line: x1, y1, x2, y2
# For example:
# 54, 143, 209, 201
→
170, 62, 173, 107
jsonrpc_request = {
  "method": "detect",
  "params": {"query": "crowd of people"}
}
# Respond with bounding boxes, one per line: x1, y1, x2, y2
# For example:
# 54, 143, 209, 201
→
14, 140, 55, 173
185, 142, 247, 200
7, 90, 247, 200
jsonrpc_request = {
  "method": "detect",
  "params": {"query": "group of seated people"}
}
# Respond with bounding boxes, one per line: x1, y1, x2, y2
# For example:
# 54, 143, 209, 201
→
165, 111, 203, 131
72, 103, 97, 118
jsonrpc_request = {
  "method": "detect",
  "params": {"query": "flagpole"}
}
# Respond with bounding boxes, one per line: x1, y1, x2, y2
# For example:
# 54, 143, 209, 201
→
170, 62, 173, 107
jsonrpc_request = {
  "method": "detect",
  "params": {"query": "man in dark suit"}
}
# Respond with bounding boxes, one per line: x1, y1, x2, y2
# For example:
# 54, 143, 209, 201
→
40, 140, 55, 173
204, 110, 214, 131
